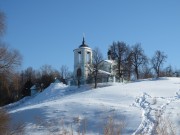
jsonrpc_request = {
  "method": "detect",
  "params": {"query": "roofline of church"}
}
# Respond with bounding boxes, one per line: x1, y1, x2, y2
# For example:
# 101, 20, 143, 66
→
73, 46, 92, 52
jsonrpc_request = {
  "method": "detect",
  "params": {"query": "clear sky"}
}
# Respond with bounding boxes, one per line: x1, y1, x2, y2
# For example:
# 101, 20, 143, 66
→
0, 0, 180, 71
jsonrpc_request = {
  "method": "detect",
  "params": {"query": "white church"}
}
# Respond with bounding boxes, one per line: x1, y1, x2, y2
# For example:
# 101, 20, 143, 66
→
73, 37, 116, 85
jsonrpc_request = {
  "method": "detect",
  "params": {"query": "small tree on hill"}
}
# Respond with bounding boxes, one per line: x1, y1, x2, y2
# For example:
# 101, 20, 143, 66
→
40, 65, 56, 89
60, 65, 71, 84
109, 41, 132, 82
151, 50, 167, 78
131, 44, 148, 80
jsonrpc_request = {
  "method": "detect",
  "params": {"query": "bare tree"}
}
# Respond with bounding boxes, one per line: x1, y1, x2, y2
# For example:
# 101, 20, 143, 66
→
151, 50, 167, 78
88, 47, 104, 88
131, 44, 148, 80
165, 65, 174, 77
40, 65, 53, 76
123, 51, 133, 81
10, 73, 22, 101
109, 41, 131, 82
0, 44, 22, 73
60, 65, 70, 80
40, 65, 57, 89
0, 13, 23, 105
141, 64, 153, 79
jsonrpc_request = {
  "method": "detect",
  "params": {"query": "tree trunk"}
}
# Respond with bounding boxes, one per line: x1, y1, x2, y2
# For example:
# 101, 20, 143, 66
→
135, 66, 139, 80
94, 70, 98, 88
157, 69, 160, 78
94, 77, 97, 88
118, 64, 121, 82
118, 58, 122, 82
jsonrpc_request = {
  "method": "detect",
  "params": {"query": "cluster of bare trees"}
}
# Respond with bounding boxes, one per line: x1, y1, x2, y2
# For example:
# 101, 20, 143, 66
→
0, 63, 71, 106
0, 44, 22, 105
108, 41, 178, 81
0, 11, 72, 106
0, 11, 22, 105
84, 42, 179, 88
20, 65, 71, 97
85, 41, 176, 87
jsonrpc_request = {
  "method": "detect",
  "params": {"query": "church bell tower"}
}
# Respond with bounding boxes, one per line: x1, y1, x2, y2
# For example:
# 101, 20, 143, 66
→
73, 37, 92, 85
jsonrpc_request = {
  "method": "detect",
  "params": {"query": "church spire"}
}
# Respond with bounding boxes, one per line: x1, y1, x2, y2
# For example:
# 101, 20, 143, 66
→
79, 36, 88, 48
82, 36, 85, 45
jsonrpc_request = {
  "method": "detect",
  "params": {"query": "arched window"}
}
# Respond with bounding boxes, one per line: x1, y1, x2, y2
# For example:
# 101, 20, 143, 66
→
86, 51, 90, 63
78, 51, 81, 64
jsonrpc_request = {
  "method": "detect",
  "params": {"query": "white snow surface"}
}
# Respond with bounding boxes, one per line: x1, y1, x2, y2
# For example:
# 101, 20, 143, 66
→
6, 78, 180, 135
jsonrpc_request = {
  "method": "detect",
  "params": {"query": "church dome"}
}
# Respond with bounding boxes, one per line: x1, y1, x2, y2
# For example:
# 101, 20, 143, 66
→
79, 37, 89, 48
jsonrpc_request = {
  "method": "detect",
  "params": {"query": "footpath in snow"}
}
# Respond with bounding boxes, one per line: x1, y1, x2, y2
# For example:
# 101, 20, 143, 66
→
133, 89, 180, 135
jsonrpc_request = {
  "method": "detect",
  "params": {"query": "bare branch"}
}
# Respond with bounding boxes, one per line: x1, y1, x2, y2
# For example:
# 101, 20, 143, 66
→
0, 43, 22, 73
0, 11, 5, 36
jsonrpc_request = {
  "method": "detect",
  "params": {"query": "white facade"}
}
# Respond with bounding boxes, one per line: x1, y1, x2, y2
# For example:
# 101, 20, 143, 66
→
98, 59, 116, 82
73, 38, 117, 85
73, 38, 92, 84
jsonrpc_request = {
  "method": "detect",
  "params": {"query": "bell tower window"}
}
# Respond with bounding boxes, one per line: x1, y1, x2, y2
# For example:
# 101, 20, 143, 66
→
78, 51, 81, 64
86, 51, 90, 63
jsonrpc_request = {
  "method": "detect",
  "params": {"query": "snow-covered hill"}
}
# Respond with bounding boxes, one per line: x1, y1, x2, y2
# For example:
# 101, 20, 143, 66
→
7, 78, 180, 135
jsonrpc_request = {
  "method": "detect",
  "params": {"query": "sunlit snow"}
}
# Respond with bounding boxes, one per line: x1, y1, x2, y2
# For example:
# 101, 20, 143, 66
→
6, 78, 180, 135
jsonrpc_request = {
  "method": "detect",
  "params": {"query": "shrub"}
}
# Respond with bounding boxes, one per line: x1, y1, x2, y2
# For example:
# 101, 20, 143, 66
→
34, 115, 125, 135
155, 112, 176, 135
0, 109, 25, 135
0, 109, 10, 134
103, 116, 125, 135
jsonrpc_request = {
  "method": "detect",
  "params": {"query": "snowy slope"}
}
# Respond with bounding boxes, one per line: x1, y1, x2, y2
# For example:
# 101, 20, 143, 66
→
7, 78, 180, 135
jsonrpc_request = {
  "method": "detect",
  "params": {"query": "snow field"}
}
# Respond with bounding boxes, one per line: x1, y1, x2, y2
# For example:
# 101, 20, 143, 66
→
7, 78, 180, 135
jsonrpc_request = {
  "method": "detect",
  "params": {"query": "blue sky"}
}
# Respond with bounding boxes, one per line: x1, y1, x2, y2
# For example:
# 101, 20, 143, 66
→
0, 0, 180, 71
